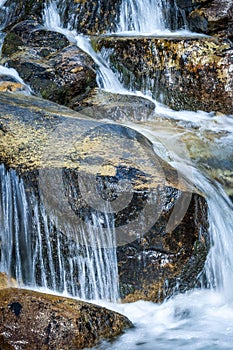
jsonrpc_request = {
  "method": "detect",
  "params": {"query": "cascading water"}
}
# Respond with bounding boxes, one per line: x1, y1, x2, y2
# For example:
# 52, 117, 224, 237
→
98, 163, 233, 350
117, 0, 167, 33
1, 0, 233, 349
43, 1, 128, 94
0, 165, 119, 301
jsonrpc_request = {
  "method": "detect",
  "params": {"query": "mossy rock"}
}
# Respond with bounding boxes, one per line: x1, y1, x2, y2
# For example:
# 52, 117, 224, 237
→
0, 288, 132, 349
1, 20, 97, 110
95, 36, 233, 114
0, 92, 209, 302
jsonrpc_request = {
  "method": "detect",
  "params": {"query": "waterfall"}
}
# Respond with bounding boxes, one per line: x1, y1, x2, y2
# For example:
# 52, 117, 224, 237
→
0, 165, 119, 301
43, 1, 128, 94
117, 0, 167, 33
1, 1, 233, 348
170, 163, 233, 299
43, 2, 233, 301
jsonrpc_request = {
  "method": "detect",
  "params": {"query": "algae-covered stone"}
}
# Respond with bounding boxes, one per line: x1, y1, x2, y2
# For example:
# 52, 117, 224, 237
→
0, 92, 209, 302
1, 20, 97, 109
95, 36, 233, 114
0, 0, 44, 30
80, 88, 155, 121
0, 288, 132, 349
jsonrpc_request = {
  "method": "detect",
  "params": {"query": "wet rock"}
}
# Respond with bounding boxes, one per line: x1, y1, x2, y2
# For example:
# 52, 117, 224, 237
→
0, 288, 132, 349
80, 88, 155, 121
189, 0, 233, 40
0, 0, 122, 34
118, 193, 208, 302
53, 0, 122, 34
95, 36, 233, 114
0, 0, 44, 31
0, 71, 30, 94
174, 0, 233, 40
0, 81, 26, 93
0, 92, 209, 302
1, 20, 97, 109
0, 272, 17, 289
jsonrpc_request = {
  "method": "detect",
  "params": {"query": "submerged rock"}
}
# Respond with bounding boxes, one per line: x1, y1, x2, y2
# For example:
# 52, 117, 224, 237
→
80, 88, 155, 121
1, 20, 97, 109
0, 92, 209, 302
0, 288, 132, 349
95, 36, 233, 114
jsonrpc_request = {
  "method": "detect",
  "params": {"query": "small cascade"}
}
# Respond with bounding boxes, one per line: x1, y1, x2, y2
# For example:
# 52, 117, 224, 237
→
0, 65, 32, 94
198, 177, 233, 297
0, 165, 31, 284
43, 2, 128, 94
117, 0, 167, 33
76, 35, 127, 93
0, 165, 119, 301
171, 162, 233, 300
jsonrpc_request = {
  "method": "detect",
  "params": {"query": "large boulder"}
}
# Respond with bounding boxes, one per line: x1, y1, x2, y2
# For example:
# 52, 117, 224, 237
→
0, 92, 209, 302
95, 36, 233, 114
0, 288, 132, 349
175, 0, 233, 40
1, 20, 97, 109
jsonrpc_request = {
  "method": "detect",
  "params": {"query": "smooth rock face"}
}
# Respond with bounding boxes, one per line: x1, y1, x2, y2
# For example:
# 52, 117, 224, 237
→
1, 20, 97, 109
0, 288, 132, 350
96, 36, 233, 114
80, 89, 156, 121
117, 192, 208, 302
0, 92, 209, 302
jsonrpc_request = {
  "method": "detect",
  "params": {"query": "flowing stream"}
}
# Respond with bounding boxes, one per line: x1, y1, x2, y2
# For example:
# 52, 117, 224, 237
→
1, 1, 233, 349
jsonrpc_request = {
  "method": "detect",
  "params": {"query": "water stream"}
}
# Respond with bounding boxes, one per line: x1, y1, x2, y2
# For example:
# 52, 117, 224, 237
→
117, 0, 167, 33
1, 0, 233, 349
0, 165, 119, 301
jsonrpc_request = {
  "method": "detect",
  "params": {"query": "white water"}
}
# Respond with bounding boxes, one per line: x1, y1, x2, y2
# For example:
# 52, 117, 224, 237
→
117, 0, 167, 33
0, 4, 31, 93
0, 65, 32, 94
100, 289, 233, 350
1, 1, 233, 349
0, 165, 119, 301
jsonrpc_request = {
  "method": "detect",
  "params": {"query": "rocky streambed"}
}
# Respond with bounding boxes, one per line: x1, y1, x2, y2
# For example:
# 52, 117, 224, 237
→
0, 0, 232, 349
